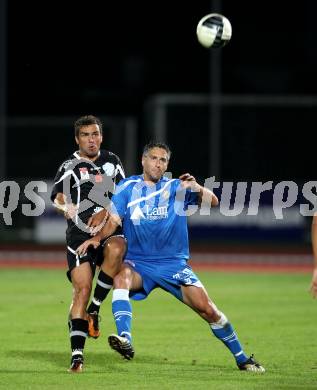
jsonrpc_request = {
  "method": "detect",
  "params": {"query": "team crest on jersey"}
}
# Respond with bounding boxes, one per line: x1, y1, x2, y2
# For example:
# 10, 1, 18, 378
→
79, 167, 90, 180
162, 190, 170, 200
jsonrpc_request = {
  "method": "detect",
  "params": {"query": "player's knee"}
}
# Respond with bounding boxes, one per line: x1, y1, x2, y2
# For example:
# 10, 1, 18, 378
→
105, 237, 126, 259
113, 268, 132, 289
74, 284, 92, 303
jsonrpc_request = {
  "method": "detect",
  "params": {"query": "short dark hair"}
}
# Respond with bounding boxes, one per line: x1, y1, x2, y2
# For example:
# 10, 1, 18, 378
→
74, 115, 103, 137
142, 141, 171, 160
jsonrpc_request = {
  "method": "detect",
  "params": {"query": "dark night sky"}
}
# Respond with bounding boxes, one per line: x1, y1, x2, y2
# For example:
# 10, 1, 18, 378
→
8, 2, 213, 115
6, 1, 317, 181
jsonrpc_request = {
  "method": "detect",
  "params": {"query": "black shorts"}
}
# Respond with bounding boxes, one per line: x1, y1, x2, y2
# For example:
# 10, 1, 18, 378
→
66, 227, 125, 282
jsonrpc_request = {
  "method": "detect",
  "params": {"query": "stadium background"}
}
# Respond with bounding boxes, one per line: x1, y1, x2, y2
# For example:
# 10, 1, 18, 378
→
0, 1, 316, 266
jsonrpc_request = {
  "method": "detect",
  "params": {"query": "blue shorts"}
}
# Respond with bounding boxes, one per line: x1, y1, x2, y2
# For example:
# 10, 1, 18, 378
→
124, 258, 203, 301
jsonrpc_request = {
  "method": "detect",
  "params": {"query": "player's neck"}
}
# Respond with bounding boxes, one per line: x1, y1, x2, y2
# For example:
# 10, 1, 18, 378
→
77, 150, 100, 161
142, 174, 161, 186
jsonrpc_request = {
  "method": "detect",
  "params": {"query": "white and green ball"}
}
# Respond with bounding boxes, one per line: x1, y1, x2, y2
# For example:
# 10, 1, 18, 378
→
196, 13, 232, 49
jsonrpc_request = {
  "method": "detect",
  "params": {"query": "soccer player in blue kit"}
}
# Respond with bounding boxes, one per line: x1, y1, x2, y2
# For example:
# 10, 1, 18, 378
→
77, 142, 265, 372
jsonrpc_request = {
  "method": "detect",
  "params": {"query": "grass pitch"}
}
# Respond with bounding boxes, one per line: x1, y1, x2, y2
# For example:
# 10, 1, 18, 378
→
0, 268, 316, 389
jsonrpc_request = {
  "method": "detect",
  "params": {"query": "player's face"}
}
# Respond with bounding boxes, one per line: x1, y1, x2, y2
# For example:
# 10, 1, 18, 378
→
75, 124, 103, 159
142, 147, 169, 183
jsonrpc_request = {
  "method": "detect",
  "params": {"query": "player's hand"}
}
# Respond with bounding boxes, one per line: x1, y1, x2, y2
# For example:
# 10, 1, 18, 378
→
76, 238, 101, 256
179, 173, 200, 190
64, 203, 78, 220
87, 209, 109, 236
53, 199, 78, 219
310, 268, 317, 298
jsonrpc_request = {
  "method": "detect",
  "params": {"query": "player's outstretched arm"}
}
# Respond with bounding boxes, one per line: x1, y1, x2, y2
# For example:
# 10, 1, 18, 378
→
310, 214, 317, 298
76, 214, 121, 256
179, 173, 218, 207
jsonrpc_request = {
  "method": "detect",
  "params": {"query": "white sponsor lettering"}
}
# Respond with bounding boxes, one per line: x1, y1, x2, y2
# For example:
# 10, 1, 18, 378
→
145, 205, 168, 220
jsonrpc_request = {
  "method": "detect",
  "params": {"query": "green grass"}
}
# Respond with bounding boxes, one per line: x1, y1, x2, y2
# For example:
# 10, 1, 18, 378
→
0, 269, 316, 389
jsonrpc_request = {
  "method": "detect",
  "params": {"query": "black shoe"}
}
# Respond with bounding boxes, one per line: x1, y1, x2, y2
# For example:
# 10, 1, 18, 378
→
87, 312, 101, 339
108, 334, 135, 360
238, 354, 265, 372
68, 356, 84, 373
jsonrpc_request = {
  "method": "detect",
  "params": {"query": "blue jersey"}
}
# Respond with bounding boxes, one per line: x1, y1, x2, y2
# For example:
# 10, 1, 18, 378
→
110, 175, 199, 261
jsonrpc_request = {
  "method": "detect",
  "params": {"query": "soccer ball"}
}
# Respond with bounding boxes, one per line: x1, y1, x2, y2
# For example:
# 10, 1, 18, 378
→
196, 13, 232, 49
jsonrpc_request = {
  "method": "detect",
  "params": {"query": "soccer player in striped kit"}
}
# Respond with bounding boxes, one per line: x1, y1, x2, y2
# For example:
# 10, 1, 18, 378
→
51, 115, 126, 372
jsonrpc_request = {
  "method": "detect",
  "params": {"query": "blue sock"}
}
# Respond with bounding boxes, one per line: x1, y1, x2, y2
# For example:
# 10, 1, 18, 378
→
112, 289, 132, 342
210, 312, 248, 364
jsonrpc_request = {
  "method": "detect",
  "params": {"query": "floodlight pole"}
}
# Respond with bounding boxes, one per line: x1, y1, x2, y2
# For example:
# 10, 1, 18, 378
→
0, 0, 7, 180
209, 0, 222, 179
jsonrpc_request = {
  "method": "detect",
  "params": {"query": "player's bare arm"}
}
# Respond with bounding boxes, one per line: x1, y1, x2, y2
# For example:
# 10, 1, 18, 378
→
310, 213, 317, 298
76, 213, 121, 255
179, 173, 219, 207
87, 208, 109, 235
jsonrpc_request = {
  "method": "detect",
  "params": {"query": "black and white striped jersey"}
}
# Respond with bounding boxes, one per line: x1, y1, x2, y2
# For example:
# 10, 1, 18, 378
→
51, 149, 125, 239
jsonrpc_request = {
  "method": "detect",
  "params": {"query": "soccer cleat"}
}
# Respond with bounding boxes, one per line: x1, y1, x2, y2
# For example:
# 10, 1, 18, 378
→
68, 356, 84, 373
238, 354, 265, 373
108, 334, 135, 360
87, 312, 101, 339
